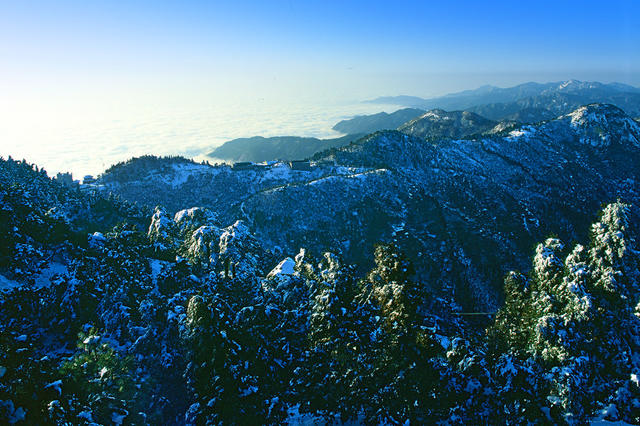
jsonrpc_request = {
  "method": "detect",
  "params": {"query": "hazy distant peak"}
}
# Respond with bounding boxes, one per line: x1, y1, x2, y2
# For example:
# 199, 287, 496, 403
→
365, 80, 640, 120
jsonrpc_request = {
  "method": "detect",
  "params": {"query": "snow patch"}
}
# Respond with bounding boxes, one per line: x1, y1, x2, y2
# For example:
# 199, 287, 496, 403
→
267, 257, 296, 278
260, 163, 293, 181
166, 163, 216, 188
506, 126, 535, 140
34, 262, 68, 288
45, 380, 63, 395
148, 259, 167, 286
0, 273, 21, 291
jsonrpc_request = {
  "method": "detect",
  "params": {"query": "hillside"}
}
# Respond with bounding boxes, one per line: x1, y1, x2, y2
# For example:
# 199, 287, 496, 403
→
397, 109, 498, 139
98, 104, 640, 312
207, 134, 364, 163
2, 103, 640, 424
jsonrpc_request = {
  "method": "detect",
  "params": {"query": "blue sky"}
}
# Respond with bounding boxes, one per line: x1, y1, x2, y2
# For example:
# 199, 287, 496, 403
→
1, 0, 638, 102
1, 0, 638, 176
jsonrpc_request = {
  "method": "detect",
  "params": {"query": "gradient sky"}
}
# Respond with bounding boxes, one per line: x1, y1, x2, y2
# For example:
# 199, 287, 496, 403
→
1, 0, 638, 104
1, 0, 639, 176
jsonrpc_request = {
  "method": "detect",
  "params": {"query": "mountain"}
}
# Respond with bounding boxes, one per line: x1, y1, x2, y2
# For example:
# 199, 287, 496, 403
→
367, 80, 640, 123
397, 109, 498, 139
208, 133, 364, 163
332, 108, 425, 134
3, 104, 640, 425
98, 104, 640, 312
207, 81, 640, 165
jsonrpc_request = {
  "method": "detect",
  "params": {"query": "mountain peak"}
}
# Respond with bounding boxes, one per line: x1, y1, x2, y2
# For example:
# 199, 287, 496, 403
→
398, 109, 496, 140
560, 103, 640, 148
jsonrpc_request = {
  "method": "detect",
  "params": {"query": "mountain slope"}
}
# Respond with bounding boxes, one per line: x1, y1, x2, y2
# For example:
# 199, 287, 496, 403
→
99, 104, 640, 311
397, 109, 497, 139
3, 137, 640, 425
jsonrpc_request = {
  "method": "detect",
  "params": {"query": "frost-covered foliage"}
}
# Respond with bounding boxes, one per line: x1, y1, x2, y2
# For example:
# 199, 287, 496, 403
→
2, 156, 640, 425
489, 202, 640, 423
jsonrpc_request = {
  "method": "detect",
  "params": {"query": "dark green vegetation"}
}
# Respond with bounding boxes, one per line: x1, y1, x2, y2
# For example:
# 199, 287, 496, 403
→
208, 134, 364, 163
1, 156, 640, 424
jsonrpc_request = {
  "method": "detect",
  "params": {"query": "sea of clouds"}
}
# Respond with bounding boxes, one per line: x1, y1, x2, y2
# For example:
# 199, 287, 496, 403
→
0, 99, 398, 179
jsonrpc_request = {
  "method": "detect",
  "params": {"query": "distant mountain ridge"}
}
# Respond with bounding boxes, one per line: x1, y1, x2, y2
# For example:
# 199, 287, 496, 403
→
208, 134, 364, 163
332, 108, 425, 134
205, 81, 640, 165
366, 80, 640, 123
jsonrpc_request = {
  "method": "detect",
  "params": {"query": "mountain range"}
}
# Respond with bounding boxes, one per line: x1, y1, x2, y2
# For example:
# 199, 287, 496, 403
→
209, 80, 640, 163
100, 103, 640, 311
367, 80, 640, 116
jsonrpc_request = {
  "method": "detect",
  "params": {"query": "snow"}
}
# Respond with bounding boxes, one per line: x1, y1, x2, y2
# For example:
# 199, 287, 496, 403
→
165, 163, 216, 188
45, 380, 63, 395
112, 411, 127, 425
240, 385, 259, 396
83, 335, 101, 345
286, 404, 324, 425
0, 273, 21, 291
148, 259, 167, 286
174, 207, 203, 224
88, 232, 106, 247
567, 105, 601, 127
498, 357, 518, 376
78, 411, 94, 422
596, 404, 620, 421
434, 334, 451, 350
260, 163, 293, 181
422, 110, 451, 120
34, 262, 68, 288
306, 169, 389, 186
219, 220, 251, 255
99, 367, 109, 379
558, 80, 572, 90
506, 126, 535, 140
7, 405, 25, 424
267, 257, 296, 278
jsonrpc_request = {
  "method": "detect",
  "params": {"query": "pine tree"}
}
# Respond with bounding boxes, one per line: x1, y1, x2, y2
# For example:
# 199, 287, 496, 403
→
489, 202, 640, 423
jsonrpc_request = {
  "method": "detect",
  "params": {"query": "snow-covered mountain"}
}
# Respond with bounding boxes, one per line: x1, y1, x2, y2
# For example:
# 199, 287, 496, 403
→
99, 103, 640, 311
397, 109, 498, 140
366, 80, 640, 123
2, 102, 640, 425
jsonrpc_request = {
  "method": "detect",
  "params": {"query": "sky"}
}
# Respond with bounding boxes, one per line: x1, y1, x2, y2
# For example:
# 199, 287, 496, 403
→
1, 0, 638, 101
0, 0, 639, 175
